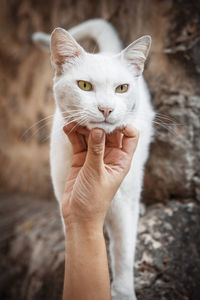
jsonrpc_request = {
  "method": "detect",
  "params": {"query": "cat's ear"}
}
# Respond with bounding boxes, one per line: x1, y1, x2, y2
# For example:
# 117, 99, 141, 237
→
119, 35, 151, 76
50, 28, 85, 75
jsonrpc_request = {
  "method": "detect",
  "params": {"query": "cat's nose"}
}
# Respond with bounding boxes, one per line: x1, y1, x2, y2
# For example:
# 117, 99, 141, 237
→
98, 106, 113, 119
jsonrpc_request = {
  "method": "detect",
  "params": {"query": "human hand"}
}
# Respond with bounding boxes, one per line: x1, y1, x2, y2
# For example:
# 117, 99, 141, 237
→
62, 123, 139, 228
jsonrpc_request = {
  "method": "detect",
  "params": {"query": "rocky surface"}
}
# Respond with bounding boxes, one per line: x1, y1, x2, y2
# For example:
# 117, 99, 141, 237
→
0, 194, 200, 300
135, 201, 200, 300
0, 0, 200, 203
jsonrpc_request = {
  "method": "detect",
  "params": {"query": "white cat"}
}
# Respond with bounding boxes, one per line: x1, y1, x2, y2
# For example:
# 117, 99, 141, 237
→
33, 19, 155, 300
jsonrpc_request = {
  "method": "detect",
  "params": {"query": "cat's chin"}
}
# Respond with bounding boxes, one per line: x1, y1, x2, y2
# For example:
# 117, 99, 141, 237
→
86, 122, 122, 134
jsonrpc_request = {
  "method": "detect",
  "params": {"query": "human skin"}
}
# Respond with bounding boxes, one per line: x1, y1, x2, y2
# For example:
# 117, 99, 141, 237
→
62, 123, 139, 300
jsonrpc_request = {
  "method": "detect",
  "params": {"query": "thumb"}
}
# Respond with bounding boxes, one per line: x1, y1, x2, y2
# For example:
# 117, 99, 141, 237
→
85, 128, 105, 170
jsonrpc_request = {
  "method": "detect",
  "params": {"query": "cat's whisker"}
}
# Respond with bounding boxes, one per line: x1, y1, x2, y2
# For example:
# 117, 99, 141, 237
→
62, 115, 87, 124
62, 109, 91, 118
130, 111, 184, 126
126, 112, 180, 137
63, 116, 87, 126
63, 113, 84, 120
22, 114, 55, 138
150, 120, 179, 137
68, 122, 82, 134
61, 110, 82, 116
77, 116, 89, 127
155, 112, 180, 123
42, 115, 89, 141
22, 118, 56, 141
154, 116, 183, 126
67, 112, 96, 124
61, 106, 105, 122
61, 113, 86, 122
123, 110, 181, 136
137, 111, 183, 126
22, 110, 92, 142
63, 115, 88, 127
39, 115, 88, 143
153, 121, 179, 137
61, 104, 82, 108
41, 127, 64, 143
25, 120, 53, 140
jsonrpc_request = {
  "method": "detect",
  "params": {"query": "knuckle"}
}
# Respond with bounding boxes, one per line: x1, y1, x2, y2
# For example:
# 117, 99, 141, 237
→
91, 144, 104, 156
135, 129, 140, 140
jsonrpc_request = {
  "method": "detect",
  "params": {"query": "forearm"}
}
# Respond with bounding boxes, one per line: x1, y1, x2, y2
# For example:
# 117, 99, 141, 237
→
63, 220, 111, 300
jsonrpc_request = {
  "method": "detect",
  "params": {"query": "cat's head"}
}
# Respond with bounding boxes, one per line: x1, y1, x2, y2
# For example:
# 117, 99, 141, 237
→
50, 28, 151, 133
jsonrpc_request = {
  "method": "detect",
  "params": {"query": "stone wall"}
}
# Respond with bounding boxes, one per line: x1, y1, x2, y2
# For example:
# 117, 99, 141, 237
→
0, 0, 199, 202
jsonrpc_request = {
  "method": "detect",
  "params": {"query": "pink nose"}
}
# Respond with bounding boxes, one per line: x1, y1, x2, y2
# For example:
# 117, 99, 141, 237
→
98, 106, 113, 118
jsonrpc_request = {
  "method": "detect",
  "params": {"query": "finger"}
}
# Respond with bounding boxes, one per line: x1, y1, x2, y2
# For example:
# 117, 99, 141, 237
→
106, 129, 123, 148
63, 123, 86, 154
76, 126, 90, 147
76, 126, 90, 137
85, 128, 105, 170
122, 125, 139, 156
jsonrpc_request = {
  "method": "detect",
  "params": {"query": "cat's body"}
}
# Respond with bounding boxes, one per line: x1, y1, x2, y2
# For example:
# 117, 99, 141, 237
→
33, 19, 155, 299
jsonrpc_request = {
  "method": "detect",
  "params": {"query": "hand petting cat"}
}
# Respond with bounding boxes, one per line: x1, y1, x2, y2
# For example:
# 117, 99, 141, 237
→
62, 123, 139, 228
34, 18, 153, 299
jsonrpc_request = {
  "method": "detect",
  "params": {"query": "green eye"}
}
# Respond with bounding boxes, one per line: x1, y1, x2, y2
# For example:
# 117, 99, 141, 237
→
116, 84, 128, 93
78, 80, 92, 91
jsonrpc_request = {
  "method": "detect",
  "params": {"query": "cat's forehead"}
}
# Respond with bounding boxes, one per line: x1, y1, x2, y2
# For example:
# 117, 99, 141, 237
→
69, 53, 132, 83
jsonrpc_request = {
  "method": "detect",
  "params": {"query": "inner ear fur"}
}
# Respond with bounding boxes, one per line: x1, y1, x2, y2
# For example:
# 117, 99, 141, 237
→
120, 35, 151, 76
50, 28, 84, 75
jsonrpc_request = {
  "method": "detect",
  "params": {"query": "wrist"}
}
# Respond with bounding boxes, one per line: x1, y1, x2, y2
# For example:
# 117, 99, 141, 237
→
64, 215, 104, 239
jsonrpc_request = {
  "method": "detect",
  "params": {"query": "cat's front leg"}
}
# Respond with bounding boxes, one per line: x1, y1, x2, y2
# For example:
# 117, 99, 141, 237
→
105, 199, 139, 300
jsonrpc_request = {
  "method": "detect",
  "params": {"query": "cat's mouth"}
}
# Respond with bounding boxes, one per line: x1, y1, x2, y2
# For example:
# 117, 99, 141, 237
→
87, 120, 118, 134
90, 120, 110, 124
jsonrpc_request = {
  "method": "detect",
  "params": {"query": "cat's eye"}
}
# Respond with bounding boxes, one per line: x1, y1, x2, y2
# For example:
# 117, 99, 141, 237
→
78, 80, 93, 91
115, 84, 129, 93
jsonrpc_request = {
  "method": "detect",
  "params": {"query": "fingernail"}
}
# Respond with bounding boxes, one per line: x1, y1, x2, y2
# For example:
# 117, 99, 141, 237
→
91, 129, 104, 143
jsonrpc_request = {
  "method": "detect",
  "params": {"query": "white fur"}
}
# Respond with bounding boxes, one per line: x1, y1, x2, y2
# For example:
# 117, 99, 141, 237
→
45, 19, 154, 300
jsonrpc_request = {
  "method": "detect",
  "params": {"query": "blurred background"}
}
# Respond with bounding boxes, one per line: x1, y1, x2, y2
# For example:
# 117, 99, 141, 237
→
0, 0, 200, 299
